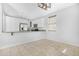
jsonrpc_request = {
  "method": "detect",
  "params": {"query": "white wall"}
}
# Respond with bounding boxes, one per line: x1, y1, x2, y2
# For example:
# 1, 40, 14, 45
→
31, 4, 79, 47
47, 4, 79, 47
0, 3, 79, 49
0, 3, 46, 49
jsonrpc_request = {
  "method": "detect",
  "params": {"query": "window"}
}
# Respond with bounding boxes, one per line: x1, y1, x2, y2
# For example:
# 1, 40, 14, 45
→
48, 15, 56, 31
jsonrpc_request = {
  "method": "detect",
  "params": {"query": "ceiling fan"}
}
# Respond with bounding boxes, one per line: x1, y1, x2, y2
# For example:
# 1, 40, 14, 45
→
37, 3, 51, 10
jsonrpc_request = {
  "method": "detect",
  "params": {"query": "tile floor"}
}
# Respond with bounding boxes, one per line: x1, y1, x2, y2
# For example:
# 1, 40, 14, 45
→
0, 39, 79, 56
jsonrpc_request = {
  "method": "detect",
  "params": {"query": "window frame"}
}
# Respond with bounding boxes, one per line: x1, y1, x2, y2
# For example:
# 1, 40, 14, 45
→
47, 15, 56, 31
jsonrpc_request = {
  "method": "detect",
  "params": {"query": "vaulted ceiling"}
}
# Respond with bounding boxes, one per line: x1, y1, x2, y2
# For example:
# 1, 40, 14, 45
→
3, 3, 76, 20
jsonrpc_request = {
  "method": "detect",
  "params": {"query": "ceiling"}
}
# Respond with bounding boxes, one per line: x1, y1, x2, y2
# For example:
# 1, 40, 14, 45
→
3, 3, 76, 20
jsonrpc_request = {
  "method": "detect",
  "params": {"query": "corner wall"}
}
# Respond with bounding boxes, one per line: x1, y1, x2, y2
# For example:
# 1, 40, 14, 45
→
47, 4, 79, 47
0, 3, 46, 49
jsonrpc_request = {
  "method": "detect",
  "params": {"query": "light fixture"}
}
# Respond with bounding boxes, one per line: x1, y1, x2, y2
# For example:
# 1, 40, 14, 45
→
37, 3, 51, 10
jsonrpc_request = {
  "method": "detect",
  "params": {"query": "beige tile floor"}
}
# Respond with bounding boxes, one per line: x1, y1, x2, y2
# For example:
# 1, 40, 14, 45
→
0, 39, 79, 56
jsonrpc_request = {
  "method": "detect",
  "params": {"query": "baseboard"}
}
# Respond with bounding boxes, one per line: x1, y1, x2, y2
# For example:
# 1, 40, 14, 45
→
48, 39, 79, 47
0, 39, 41, 49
